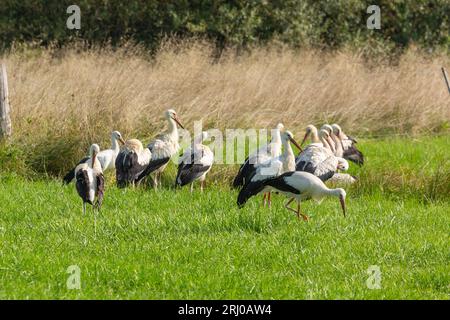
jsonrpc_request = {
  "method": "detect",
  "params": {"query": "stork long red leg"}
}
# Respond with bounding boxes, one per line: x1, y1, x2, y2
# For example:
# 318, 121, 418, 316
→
284, 198, 296, 213
284, 198, 308, 222
296, 202, 309, 221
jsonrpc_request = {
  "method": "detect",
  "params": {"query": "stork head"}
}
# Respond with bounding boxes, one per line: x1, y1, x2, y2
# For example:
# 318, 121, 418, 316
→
321, 124, 333, 135
331, 124, 342, 135
112, 131, 125, 145
89, 144, 100, 166
337, 158, 349, 171
319, 128, 329, 139
165, 109, 184, 129
283, 130, 302, 152
319, 128, 334, 147
89, 143, 100, 155
276, 123, 285, 131
301, 124, 317, 146
336, 188, 347, 217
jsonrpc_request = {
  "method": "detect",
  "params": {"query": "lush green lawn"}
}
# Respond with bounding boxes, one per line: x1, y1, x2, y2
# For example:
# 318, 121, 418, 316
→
0, 135, 449, 299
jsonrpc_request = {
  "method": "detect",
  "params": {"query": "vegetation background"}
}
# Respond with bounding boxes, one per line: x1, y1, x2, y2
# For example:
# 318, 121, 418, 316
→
0, 1, 449, 300
1, 0, 449, 53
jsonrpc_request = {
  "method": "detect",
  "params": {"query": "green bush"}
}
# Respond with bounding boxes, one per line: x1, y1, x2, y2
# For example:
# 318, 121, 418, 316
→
1, 0, 449, 53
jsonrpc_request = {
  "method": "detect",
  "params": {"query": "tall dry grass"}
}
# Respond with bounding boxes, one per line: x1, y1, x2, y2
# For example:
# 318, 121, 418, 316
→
1, 41, 449, 176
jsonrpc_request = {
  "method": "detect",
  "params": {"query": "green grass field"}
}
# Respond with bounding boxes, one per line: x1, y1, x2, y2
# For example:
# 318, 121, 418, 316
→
0, 135, 449, 299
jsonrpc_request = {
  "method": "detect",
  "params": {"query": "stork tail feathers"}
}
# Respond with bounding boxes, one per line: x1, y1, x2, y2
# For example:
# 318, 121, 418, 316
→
62, 157, 90, 184
136, 157, 170, 183
344, 148, 364, 166
62, 168, 75, 185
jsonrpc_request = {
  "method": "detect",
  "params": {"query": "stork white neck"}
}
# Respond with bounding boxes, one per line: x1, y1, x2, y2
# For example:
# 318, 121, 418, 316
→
167, 117, 179, 141
269, 128, 283, 157
320, 134, 331, 150
272, 128, 282, 144
111, 135, 121, 152
310, 126, 320, 143
323, 188, 343, 198
331, 132, 343, 156
281, 137, 296, 172
88, 145, 102, 172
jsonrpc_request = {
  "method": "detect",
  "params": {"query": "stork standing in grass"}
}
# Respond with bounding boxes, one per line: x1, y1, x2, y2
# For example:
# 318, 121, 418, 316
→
332, 124, 364, 166
175, 131, 214, 192
136, 109, 184, 189
63, 131, 125, 184
239, 130, 302, 207
115, 138, 152, 188
75, 144, 105, 230
296, 129, 349, 182
238, 171, 346, 221
232, 123, 285, 189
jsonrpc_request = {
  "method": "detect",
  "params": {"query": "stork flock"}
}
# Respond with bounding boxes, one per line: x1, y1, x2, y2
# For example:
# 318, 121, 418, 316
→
63, 109, 364, 224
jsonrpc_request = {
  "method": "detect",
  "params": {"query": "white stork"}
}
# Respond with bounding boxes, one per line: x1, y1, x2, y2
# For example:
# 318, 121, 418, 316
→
136, 109, 184, 189
237, 171, 347, 221
175, 131, 214, 192
63, 131, 125, 184
75, 144, 105, 231
296, 129, 349, 182
331, 124, 364, 166
232, 123, 285, 188
115, 138, 152, 188
239, 130, 301, 207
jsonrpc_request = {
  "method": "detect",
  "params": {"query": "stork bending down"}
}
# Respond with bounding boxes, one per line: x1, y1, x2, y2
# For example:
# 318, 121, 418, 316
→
238, 171, 347, 221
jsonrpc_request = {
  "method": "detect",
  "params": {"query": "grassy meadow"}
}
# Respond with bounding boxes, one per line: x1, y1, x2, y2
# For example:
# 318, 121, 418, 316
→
0, 43, 449, 299
0, 135, 449, 299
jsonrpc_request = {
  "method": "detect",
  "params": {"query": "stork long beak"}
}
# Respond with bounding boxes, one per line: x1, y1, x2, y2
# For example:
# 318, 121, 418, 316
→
92, 152, 97, 167
289, 137, 303, 153
300, 131, 310, 147
119, 137, 125, 145
339, 195, 346, 218
172, 116, 184, 129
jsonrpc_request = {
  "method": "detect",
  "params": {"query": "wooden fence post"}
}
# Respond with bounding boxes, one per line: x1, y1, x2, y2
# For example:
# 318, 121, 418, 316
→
442, 67, 450, 95
0, 63, 12, 139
